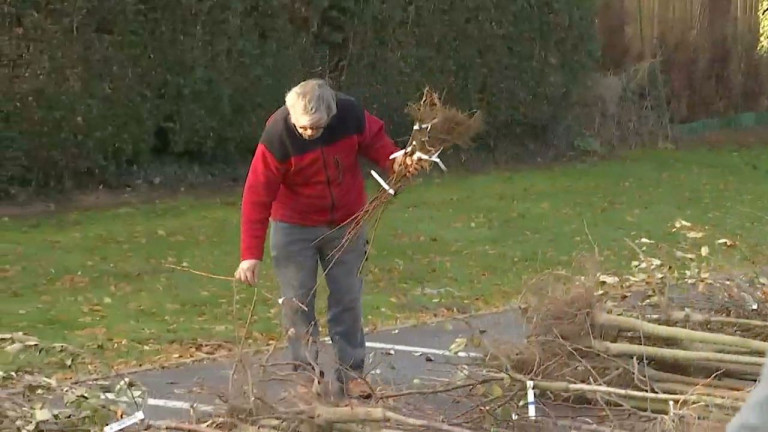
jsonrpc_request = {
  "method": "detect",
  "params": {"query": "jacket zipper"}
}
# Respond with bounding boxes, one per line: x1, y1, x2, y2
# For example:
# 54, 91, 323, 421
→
334, 156, 342, 183
319, 146, 336, 225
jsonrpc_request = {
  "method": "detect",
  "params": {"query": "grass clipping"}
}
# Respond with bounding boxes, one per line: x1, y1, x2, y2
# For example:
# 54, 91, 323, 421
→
318, 87, 483, 265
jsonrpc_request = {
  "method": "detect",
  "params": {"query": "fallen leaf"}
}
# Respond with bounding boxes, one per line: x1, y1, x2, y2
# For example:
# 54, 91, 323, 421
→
57, 275, 90, 288
598, 274, 620, 285
76, 327, 107, 336
11, 333, 39, 344
700, 246, 709, 257
448, 337, 467, 354
686, 231, 705, 238
675, 250, 696, 260
4, 342, 25, 354
717, 238, 737, 247
0, 266, 19, 277
490, 383, 504, 398
674, 219, 692, 228
34, 408, 53, 422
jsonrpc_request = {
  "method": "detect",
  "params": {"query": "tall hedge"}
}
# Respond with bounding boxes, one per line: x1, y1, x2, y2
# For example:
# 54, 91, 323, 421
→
1, 0, 599, 198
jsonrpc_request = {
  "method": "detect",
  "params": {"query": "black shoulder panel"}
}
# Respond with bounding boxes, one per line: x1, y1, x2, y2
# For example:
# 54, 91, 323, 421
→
258, 107, 293, 163
258, 93, 366, 162
334, 92, 366, 135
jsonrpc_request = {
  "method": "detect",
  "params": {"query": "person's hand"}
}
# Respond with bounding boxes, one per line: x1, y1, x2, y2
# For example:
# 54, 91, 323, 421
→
234, 259, 261, 285
393, 154, 421, 178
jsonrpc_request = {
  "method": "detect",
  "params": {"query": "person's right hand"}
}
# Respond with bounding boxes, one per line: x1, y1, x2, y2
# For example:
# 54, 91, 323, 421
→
234, 259, 261, 285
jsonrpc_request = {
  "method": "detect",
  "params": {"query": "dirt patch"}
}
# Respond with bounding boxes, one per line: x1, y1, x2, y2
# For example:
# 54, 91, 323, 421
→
0, 178, 242, 219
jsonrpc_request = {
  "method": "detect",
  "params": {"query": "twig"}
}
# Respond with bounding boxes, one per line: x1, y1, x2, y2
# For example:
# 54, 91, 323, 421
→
164, 264, 273, 298
652, 382, 748, 401
553, 328, 604, 386
552, 419, 632, 432
148, 421, 223, 432
737, 206, 768, 220
256, 419, 405, 432
592, 340, 765, 366
647, 310, 768, 328
623, 237, 646, 259
307, 405, 475, 432
164, 264, 234, 281
593, 312, 768, 353
229, 280, 268, 413
694, 361, 764, 380
376, 376, 504, 400
680, 341, 754, 355
583, 218, 599, 259
358, 205, 385, 277
492, 370, 744, 409
640, 364, 750, 391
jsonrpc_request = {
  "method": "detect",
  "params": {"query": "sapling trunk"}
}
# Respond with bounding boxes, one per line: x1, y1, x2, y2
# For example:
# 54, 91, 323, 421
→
593, 312, 768, 353
592, 340, 765, 366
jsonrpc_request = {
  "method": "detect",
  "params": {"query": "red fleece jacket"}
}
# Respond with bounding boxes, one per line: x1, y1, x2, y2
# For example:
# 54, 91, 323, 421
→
240, 93, 400, 261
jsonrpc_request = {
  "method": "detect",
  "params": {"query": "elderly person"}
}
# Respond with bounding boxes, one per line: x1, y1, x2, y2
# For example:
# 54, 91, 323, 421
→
234, 79, 412, 398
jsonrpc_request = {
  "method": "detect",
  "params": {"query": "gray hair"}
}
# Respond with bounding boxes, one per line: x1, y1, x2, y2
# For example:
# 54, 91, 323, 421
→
285, 78, 337, 127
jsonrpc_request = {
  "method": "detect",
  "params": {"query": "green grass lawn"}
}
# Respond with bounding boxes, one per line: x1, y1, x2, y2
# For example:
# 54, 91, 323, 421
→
2, 146, 767, 381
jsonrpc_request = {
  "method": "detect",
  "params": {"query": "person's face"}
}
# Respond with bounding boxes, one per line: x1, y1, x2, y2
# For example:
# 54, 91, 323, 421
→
293, 119, 326, 140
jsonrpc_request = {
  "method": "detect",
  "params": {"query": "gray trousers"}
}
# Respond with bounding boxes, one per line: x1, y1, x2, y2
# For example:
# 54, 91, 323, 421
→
269, 220, 367, 384
726, 352, 768, 432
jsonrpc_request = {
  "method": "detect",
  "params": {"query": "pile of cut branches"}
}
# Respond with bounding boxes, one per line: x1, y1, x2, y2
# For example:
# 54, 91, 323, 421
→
318, 86, 483, 266
469, 244, 767, 430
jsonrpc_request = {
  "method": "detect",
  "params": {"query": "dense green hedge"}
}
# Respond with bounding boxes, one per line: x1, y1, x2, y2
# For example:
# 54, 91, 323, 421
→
1, 0, 600, 198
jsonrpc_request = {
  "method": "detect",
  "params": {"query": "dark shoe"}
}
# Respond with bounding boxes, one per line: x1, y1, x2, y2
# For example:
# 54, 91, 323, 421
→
292, 369, 324, 398
344, 377, 373, 399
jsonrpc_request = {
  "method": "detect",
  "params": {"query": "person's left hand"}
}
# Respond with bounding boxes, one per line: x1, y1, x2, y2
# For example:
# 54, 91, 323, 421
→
234, 259, 261, 286
393, 154, 421, 178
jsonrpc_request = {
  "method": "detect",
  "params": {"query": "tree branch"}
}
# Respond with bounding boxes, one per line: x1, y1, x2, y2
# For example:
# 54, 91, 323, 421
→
593, 312, 768, 353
